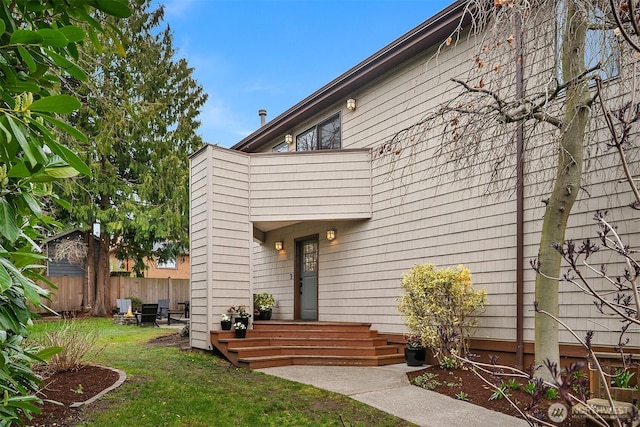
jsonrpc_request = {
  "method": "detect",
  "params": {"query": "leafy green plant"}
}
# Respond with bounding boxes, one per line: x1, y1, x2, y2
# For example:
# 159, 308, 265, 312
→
544, 387, 559, 400
180, 324, 190, 338
505, 378, 521, 391
71, 384, 83, 395
455, 391, 468, 401
406, 335, 423, 349
253, 293, 275, 310
612, 368, 636, 389
0, 1, 131, 424
523, 381, 537, 395
440, 357, 457, 369
126, 296, 143, 312
410, 373, 441, 391
397, 263, 486, 368
489, 384, 510, 401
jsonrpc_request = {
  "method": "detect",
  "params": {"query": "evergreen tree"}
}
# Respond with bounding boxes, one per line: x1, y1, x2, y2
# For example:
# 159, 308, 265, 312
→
58, 0, 207, 315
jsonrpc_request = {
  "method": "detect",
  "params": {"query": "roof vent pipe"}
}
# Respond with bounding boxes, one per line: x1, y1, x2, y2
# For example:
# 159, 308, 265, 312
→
258, 109, 267, 126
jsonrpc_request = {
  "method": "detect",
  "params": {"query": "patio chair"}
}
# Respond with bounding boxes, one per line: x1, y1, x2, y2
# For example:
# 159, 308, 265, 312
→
116, 298, 131, 315
157, 299, 169, 319
137, 303, 159, 327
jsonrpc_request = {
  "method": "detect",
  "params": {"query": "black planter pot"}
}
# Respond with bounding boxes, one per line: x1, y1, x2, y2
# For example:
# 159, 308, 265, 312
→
257, 309, 272, 320
235, 328, 247, 338
221, 320, 232, 330
405, 347, 426, 366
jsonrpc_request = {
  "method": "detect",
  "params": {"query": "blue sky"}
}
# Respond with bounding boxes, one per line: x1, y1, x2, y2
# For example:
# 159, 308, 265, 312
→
153, 0, 451, 148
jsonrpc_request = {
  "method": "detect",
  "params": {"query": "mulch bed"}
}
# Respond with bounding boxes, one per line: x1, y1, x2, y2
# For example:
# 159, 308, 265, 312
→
407, 366, 588, 427
28, 365, 120, 427
25, 332, 189, 426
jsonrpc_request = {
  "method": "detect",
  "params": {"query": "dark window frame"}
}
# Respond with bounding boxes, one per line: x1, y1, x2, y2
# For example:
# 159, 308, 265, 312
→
296, 113, 341, 151
272, 141, 288, 152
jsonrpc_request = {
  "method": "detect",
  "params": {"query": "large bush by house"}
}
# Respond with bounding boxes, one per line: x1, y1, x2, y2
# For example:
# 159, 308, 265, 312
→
398, 264, 487, 367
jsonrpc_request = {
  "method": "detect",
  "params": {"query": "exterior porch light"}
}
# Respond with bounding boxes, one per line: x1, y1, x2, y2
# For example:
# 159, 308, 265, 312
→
346, 98, 356, 111
275, 241, 283, 251
326, 229, 336, 241
284, 134, 293, 144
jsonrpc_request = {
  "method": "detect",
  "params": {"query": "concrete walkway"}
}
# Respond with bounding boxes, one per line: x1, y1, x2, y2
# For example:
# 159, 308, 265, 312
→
257, 364, 530, 427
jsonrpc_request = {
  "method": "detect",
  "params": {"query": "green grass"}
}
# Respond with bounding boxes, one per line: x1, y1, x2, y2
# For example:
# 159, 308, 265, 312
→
28, 319, 414, 427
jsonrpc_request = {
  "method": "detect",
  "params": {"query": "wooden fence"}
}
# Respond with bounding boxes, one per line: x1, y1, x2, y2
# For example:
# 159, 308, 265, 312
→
37, 276, 189, 313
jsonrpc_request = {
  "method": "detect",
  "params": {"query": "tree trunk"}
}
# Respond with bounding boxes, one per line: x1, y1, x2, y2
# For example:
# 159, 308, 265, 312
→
83, 229, 95, 311
90, 195, 111, 316
535, 0, 590, 371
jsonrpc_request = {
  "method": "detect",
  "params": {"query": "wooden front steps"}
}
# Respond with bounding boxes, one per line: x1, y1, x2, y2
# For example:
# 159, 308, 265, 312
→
210, 321, 405, 369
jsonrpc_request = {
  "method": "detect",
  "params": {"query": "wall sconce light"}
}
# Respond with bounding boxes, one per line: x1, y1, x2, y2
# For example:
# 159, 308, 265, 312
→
346, 98, 356, 111
326, 229, 336, 241
275, 241, 283, 251
284, 134, 293, 144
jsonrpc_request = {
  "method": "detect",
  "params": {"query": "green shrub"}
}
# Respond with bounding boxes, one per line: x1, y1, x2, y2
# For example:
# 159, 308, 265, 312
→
253, 292, 275, 310
126, 296, 143, 312
397, 263, 487, 368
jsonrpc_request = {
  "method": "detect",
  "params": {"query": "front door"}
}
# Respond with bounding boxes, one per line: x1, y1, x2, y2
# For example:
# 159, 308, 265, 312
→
297, 237, 318, 320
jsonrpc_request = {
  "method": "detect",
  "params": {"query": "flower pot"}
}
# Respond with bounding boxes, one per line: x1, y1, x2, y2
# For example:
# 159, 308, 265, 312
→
220, 320, 232, 330
257, 309, 272, 320
405, 347, 426, 366
234, 316, 250, 327
235, 328, 247, 338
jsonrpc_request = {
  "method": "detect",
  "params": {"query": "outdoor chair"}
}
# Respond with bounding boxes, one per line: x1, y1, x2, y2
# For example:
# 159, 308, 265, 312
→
157, 299, 169, 319
116, 298, 131, 315
137, 303, 159, 327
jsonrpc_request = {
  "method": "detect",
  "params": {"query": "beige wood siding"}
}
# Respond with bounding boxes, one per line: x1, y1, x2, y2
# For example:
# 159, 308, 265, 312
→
190, 145, 253, 349
189, 146, 212, 349
248, 28, 639, 348
249, 150, 372, 222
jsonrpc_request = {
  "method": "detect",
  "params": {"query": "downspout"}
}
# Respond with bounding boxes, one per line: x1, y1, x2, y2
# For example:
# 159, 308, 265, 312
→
515, 16, 525, 370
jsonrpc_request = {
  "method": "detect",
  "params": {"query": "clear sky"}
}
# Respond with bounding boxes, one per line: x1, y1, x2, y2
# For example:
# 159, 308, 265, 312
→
153, 0, 452, 148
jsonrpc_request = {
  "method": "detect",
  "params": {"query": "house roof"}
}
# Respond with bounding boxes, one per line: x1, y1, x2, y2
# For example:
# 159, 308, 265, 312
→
229, 0, 467, 153
45, 228, 97, 243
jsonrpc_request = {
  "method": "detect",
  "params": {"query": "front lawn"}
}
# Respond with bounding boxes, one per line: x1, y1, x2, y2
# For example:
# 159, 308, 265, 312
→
28, 318, 413, 427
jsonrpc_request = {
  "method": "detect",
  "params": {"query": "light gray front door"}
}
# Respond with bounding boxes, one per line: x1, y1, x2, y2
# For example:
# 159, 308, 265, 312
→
298, 238, 318, 320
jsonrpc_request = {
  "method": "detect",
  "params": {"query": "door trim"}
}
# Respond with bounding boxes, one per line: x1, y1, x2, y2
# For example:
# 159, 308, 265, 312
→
294, 234, 319, 320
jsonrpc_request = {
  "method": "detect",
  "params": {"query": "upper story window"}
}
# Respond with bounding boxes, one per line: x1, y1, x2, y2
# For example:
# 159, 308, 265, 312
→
296, 113, 341, 151
272, 141, 288, 152
555, 1, 619, 86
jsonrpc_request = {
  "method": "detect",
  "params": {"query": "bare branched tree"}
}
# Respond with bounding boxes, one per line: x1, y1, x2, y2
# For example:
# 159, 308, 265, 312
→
376, 0, 638, 374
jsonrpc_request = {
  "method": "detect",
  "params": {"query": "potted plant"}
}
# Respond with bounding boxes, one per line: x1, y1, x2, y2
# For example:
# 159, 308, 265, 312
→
234, 321, 247, 338
404, 335, 426, 366
228, 304, 251, 327
253, 293, 275, 320
220, 314, 232, 330
609, 367, 639, 405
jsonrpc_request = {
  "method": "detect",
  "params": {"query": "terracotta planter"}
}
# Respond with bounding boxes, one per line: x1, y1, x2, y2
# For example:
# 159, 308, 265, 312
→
405, 347, 426, 366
